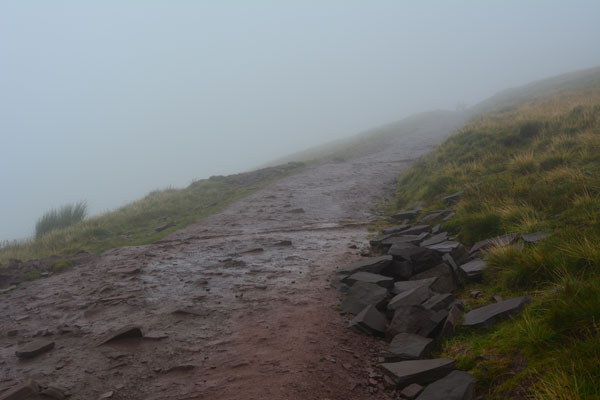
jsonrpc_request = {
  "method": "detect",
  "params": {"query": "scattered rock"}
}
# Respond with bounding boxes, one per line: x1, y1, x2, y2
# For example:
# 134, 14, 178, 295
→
462, 296, 532, 329
400, 225, 432, 236
522, 231, 549, 244
382, 233, 430, 248
442, 191, 463, 205
388, 286, 432, 311
391, 278, 438, 295
458, 258, 487, 282
410, 263, 457, 293
401, 383, 424, 400
381, 261, 413, 281
154, 222, 175, 232
493, 295, 503, 302
342, 272, 394, 289
422, 293, 455, 311
15, 340, 55, 359
415, 370, 475, 400
392, 210, 419, 220
274, 240, 293, 246
388, 306, 437, 337
420, 232, 448, 247
0, 380, 41, 400
337, 256, 392, 277
385, 333, 434, 361
379, 358, 455, 387
388, 243, 441, 274
382, 225, 410, 235
470, 290, 483, 299
348, 305, 387, 336
97, 325, 143, 346
340, 282, 389, 315
98, 391, 113, 399
469, 233, 519, 255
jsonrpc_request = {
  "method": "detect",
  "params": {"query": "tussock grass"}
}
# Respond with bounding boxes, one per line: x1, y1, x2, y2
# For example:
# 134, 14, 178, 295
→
35, 201, 87, 239
391, 87, 600, 398
1, 163, 302, 266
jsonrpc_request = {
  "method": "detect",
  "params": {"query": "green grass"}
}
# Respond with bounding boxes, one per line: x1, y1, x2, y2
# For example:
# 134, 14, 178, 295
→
35, 200, 88, 239
0, 163, 302, 267
390, 88, 600, 399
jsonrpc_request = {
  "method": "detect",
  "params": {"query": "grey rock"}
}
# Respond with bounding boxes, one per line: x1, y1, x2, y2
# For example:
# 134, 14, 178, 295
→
342, 272, 394, 288
443, 211, 456, 221
422, 293, 455, 311
469, 233, 519, 255
97, 325, 143, 346
440, 304, 463, 338
411, 263, 457, 293
392, 278, 438, 295
389, 306, 438, 337
348, 305, 387, 336
337, 256, 392, 276
388, 243, 441, 274
442, 253, 458, 269
458, 258, 487, 282
522, 231, 549, 244
379, 358, 455, 387
401, 225, 433, 235
382, 233, 429, 247
416, 370, 475, 400
443, 191, 463, 205
381, 261, 413, 281
401, 383, 424, 400
392, 210, 420, 220
385, 333, 434, 361
463, 296, 532, 329
420, 212, 442, 223
15, 340, 55, 359
426, 240, 461, 253
420, 232, 448, 247
0, 380, 42, 400
382, 224, 410, 235
432, 224, 441, 234
388, 286, 432, 310
340, 281, 389, 315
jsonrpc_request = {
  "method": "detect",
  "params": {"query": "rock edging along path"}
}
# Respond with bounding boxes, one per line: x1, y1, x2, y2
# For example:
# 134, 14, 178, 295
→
335, 204, 541, 399
0, 113, 467, 400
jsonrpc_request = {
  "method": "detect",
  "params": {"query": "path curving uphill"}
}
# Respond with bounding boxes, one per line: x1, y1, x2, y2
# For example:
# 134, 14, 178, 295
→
0, 113, 466, 400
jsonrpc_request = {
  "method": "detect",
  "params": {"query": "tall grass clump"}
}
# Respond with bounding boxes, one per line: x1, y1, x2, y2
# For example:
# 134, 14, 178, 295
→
35, 201, 87, 239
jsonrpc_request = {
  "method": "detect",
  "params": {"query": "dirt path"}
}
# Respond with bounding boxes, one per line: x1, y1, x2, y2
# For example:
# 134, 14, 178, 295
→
0, 115, 465, 400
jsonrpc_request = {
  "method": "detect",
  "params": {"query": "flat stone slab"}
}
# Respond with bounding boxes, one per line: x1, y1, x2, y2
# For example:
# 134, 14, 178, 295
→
401, 383, 424, 400
420, 232, 448, 247
97, 325, 144, 346
382, 233, 429, 247
422, 293, 455, 311
463, 296, 532, 329
388, 286, 432, 310
392, 278, 438, 295
340, 281, 389, 315
416, 370, 475, 400
389, 306, 437, 337
400, 225, 432, 235
15, 340, 55, 359
392, 210, 420, 220
458, 258, 487, 281
426, 241, 461, 253
388, 243, 441, 274
0, 380, 42, 400
469, 233, 519, 255
348, 305, 387, 336
337, 255, 392, 276
522, 231, 549, 244
443, 191, 463, 205
379, 358, 455, 387
382, 261, 413, 281
382, 224, 410, 235
342, 271, 394, 288
386, 333, 434, 361
410, 263, 457, 293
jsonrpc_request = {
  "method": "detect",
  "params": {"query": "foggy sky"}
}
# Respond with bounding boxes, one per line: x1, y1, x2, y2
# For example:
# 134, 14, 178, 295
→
2, 1, 600, 241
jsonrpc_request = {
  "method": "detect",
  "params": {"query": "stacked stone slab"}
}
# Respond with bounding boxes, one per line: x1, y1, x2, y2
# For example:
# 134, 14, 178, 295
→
334, 212, 539, 398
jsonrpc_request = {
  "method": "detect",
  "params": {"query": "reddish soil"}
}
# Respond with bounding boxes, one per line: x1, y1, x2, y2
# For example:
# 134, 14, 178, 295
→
0, 116, 464, 400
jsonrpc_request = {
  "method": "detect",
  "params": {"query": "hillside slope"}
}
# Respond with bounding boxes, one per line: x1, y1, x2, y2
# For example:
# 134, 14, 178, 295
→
387, 75, 600, 398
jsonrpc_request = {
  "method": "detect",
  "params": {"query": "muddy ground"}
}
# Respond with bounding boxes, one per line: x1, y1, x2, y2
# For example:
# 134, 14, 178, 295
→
0, 115, 465, 400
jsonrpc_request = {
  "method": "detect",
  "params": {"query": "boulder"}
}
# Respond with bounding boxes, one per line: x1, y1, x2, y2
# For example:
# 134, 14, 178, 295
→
382, 233, 429, 247
340, 282, 389, 315
415, 370, 475, 400
392, 278, 438, 295
381, 261, 413, 281
469, 233, 519, 255
379, 358, 455, 387
440, 304, 463, 338
420, 232, 448, 247
342, 272, 394, 288
15, 340, 55, 359
410, 263, 457, 293
382, 224, 410, 235
388, 243, 441, 274
400, 225, 433, 235
462, 296, 532, 329
389, 306, 438, 337
458, 259, 487, 282
522, 231, 549, 244
337, 256, 392, 277
422, 293, 455, 311
385, 333, 434, 361
348, 305, 387, 336
388, 286, 432, 311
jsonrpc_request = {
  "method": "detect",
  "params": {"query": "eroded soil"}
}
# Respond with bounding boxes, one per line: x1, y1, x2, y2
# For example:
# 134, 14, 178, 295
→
0, 115, 465, 400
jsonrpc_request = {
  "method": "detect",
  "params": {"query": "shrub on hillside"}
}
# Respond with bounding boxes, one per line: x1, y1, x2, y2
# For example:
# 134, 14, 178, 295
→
35, 201, 87, 239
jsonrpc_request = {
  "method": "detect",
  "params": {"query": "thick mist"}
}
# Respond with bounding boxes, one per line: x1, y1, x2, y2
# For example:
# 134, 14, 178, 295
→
2, 1, 600, 241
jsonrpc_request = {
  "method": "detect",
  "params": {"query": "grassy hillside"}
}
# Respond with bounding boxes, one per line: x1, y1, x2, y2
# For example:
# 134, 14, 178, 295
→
0, 163, 302, 267
389, 87, 600, 398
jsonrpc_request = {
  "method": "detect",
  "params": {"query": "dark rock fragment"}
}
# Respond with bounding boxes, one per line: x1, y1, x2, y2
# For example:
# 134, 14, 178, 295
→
340, 282, 388, 315
522, 231, 549, 244
97, 325, 143, 346
389, 306, 437, 337
415, 370, 475, 400
337, 256, 392, 277
392, 278, 438, 295
388, 286, 432, 310
458, 258, 487, 282
385, 333, 434, 361
15, 340, 55, 359
422, 293, 455, 311
342, 272, 394, 289
410, 263, 457, 293
400, 225, 432, 235
420, 232, 448, 247
379, 358, 455, 387
462, 296, 531, 329
348, 305, 387, 336
440, 304, 463, 338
